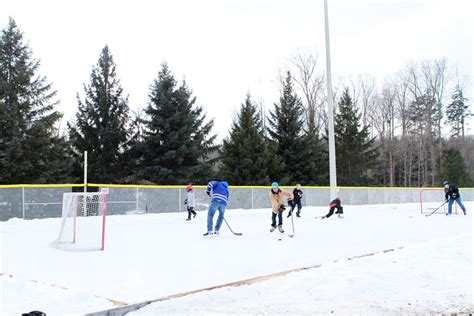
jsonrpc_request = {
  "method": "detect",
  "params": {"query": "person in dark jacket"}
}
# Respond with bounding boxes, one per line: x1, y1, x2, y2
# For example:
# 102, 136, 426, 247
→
288, 183, 303, 218
443, 181, 467, 215
321, 197, 343, 219
204, 180, 229, 236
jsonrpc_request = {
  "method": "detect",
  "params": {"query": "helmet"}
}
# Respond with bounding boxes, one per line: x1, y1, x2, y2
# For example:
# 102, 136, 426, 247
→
186, 183, 193, 191
443, 181, 449, 185
271, 182, 279, 188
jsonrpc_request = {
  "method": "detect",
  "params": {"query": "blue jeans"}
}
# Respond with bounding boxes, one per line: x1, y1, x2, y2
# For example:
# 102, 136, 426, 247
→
448, 198, 466, 213
207, 200, 226, 232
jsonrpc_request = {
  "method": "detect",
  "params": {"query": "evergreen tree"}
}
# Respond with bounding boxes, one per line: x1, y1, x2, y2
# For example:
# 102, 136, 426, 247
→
334, 88, 378, 185
438, 147, 472, 186
302, 128, 328, 185
0, 18, 72, 184
136, 63, 216, 184
446, 85, 470, 139
267, 72, 306, 184
68, 46, 131, 183
220, 93, 271, 185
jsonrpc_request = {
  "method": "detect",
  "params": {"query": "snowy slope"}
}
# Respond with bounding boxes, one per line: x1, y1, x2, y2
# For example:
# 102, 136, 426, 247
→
1, 203, 472, 315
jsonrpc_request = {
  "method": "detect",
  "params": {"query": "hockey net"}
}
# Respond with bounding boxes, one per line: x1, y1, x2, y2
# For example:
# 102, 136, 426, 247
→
419, 189, 457, 215
50, 192, 107, 251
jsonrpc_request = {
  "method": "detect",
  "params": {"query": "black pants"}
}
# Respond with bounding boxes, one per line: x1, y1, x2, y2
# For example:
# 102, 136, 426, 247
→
271, 210, 283, 227
325, 206, 343, 218
187, 207, 197, 219
290, 200, 302, 214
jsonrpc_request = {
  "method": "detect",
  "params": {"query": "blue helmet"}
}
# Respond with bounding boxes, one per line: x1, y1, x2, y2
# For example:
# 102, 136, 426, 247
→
443, 181, 449, 185
271, 182, 279, 188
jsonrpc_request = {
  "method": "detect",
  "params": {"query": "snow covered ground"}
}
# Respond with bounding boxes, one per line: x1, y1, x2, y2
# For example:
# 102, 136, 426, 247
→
1, 202, 472, 315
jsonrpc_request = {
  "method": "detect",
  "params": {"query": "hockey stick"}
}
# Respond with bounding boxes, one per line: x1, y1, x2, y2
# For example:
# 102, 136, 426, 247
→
223, 218, 243, 236
288, 211, 295, 238
425, 201, 448, 217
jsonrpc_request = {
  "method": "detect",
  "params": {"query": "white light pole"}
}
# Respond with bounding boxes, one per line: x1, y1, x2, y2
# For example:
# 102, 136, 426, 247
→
324, 0, 337, 199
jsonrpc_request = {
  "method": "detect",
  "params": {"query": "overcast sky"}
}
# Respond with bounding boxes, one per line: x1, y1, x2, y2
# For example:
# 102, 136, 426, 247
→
1, 0, 473, 138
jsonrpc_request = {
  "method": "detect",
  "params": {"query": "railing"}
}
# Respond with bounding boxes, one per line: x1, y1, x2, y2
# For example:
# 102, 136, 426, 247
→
0, 184, 472, 221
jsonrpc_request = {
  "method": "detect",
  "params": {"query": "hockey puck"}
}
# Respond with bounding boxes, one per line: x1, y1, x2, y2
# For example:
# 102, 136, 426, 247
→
278, 238, 282, 241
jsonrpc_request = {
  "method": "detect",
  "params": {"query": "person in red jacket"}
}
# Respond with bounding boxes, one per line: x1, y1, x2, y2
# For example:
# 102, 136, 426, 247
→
321, 197, 343, 219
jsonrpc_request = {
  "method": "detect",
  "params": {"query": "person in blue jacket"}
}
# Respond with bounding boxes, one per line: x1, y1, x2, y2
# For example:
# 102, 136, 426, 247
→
204, 180, 229, 236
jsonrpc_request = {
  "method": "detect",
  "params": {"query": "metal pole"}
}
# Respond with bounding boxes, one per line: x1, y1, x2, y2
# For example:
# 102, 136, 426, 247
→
324, 0, 337, 200
22, 187, 25, 219
83, 151, 88, 216
136, 187, 139, 212
84, 151, 88, 193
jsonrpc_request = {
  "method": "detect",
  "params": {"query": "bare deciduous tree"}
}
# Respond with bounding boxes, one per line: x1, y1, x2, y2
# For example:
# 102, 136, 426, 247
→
290, 49, 326, 134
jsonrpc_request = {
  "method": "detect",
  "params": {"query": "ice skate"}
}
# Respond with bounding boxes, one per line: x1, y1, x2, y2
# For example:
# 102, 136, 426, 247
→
203, 231, 213, 237
270, 225, 276, 232
278, 225, 284, 233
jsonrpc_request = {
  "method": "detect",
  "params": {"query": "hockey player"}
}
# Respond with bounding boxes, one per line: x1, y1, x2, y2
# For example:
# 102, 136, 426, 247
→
443, 181, 467, 215
184, 183, 197, 221
269, 182, 294, 233
203, 180, 229, 236
288, 183, 303, 218
321, 197, 343, 219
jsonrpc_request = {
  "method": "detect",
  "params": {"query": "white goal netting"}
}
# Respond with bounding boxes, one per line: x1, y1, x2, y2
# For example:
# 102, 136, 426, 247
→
420, 189, 458, 215
50, 192, 107, 251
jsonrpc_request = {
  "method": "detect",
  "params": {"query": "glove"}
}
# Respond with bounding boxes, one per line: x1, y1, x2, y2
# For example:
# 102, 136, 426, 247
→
184, 199, 188, 205
206, 191, 211, 197
278, 204, 286, 212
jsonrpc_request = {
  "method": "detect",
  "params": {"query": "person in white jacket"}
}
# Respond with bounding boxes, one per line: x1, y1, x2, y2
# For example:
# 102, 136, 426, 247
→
185, 183, 197, 221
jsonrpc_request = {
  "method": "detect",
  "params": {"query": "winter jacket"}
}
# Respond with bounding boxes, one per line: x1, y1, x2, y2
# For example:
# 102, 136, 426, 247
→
269, 189, 293, 214
329, 198, 341, 209
445, 184, 461, 200
292, 188, 303, 202
207, 181, 229, 205
186, 190, 196, 208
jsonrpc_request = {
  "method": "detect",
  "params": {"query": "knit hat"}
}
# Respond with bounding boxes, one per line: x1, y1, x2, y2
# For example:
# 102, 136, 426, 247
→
271, 182, 279, 188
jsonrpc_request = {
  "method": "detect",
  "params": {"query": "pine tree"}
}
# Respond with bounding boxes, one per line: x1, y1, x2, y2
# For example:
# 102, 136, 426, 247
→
446, 85, 470, 139
267, 72, 307, 184
68, 46, 131, 183
0, 18, 72, 184
220, 93, 271, 185
302, 128, 328, 185
438, 147, 472, 186
334, 88, 378, 185
136, 63, 216, 184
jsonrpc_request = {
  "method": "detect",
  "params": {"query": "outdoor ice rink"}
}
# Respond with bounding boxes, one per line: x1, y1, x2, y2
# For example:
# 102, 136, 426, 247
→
1, 202, 472, 315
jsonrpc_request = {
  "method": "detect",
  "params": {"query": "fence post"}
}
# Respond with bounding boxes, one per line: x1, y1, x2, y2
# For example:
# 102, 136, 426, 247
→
251, 188, 254, 209
22, 187, 25, 219
136, 187, 139, 213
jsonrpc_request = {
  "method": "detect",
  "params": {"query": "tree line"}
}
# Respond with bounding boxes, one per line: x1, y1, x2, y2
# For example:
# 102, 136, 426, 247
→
0, 18, 472, 187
